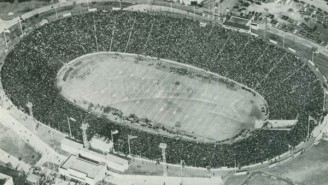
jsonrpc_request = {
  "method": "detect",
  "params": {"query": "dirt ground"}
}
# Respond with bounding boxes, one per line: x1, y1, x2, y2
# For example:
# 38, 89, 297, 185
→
15, 114, 69, 156
0, 122, 41, 165
263, 141, 328, 185
0, 1, 52, 20
245, 174, 289, 185
247, 1, 303, 22
57, 52, 266, 142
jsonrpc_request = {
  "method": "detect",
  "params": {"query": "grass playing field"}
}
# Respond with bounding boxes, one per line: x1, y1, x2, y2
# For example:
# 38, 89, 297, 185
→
57, 52, 266, 142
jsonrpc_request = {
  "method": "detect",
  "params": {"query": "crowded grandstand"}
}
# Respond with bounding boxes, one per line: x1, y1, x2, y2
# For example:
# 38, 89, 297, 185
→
0, 10, 325, 169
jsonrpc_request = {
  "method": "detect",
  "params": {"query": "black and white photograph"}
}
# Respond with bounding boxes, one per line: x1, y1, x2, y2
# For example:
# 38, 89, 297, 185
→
1, 0, 328, 184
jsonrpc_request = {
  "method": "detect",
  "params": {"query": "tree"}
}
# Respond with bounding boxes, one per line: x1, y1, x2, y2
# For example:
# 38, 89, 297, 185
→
5, 162, 12, 168
104, 106, 111, 113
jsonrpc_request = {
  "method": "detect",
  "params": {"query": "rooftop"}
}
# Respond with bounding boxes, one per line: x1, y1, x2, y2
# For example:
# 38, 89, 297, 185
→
60, 155, 106, 179
223, 16, 250, 30
26, 174, 41, 183
0, 173, 12, 185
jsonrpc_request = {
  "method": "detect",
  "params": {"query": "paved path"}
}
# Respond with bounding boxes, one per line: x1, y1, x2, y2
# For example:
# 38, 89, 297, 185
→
0, 107, 66, 165
104, 173, 224, 185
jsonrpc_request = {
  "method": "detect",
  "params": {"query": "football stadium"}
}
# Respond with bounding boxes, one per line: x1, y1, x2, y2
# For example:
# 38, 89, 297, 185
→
0, 5, 327, 179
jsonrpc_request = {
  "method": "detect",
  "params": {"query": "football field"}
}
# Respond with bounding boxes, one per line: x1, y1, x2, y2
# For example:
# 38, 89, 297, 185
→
57, 52, 266, 141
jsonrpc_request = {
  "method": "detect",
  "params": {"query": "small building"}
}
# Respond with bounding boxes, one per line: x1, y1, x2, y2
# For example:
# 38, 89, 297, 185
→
89, 135, 113, 154
223, 16, 251, 32
39, 19, 48, 27
176, 0, 204, 6
260, 120, 298, 131
61, 138, 129, 172
25, 173, 41, 185
59, 155, 107, 185
0, 173, 13, 185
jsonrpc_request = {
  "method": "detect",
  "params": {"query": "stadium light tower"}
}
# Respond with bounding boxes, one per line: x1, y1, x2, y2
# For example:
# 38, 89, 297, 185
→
111, 130, 119, 152
18, 16, 23, 36
159, 143, 167, 176
180, 160, 185, 184
170, 1, 172, 14
26, 102, 33, 117
80, 122, 90, 149
54, 5, 59, 19
67, 116, 76, 138
3, 29, 10, 51
87, 0, 90, 10
194, 6, 196, 20
264, 8, 269, 40
312, 47, 319, 63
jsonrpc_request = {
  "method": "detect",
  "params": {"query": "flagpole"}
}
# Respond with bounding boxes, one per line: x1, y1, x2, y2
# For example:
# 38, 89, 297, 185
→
18, 17, 23, 36
170, 1, 172, 14
307, 116, 310, 139
111, 130, 118, 152
194, 6, 195, 20
128, 137, 131, 156
180, 160, 184, 184
111, 131, 114, 147
55, 5, 58, 19
67, 116, 72, 138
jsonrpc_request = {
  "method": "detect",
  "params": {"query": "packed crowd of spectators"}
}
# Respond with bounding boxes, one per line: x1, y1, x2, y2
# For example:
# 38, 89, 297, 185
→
1, 10, 325, 168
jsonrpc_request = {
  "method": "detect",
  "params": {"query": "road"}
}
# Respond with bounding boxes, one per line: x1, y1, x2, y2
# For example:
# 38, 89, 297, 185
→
104, 172, 224, 185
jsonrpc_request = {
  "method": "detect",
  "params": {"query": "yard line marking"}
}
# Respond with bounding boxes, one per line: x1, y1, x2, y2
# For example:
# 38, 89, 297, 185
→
157, 76, 190, 124
144, 71, 175, 120
208, 111, 243, 123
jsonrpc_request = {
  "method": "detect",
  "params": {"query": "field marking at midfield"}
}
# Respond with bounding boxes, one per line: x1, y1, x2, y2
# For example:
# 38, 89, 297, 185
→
135, 70, 172, 117
193, 98, 211, 127
162, 84, 187, 122
230, 98, 244, 121
143, 71, 178, 119
137, 80, 167, 117
153, 71, 185, 120
152, 78, 186, 124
